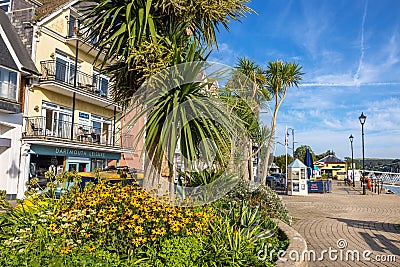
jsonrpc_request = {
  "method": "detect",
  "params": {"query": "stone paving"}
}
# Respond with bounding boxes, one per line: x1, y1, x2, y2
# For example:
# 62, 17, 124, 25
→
281, 183, 400, 267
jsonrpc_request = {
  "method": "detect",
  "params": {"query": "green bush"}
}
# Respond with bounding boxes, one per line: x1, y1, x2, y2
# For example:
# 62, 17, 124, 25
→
135, 235, 204, 266
219, 180, 291, 225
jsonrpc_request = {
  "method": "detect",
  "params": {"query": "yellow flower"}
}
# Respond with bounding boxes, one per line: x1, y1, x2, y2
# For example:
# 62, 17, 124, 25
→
132, 236, 147, 247
171, 225, 180, 232
134, 226, 143, 234
48, 223, 57, 231
60, 245, 72, 255
109, 206, 117, 213
86, 245, 97, 252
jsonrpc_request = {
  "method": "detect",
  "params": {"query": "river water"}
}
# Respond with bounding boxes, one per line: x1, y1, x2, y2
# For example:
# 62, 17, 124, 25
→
383, 184, 400, 195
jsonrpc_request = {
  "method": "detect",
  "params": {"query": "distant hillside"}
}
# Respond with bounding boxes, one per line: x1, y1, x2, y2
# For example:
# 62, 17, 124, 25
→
353, 158, 400, 172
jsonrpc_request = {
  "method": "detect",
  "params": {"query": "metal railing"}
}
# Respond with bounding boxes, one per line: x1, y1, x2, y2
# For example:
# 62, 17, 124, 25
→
40, 60, 110, 98
365, 170, 400, 185
22, 116, 133, 148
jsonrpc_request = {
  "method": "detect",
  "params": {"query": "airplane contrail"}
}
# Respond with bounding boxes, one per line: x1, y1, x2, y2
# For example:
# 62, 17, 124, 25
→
300, 81, 400, 87
353, 1, 368, 85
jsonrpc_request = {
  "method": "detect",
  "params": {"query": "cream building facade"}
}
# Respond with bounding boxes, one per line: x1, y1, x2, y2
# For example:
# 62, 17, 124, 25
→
4, 0, 129, 198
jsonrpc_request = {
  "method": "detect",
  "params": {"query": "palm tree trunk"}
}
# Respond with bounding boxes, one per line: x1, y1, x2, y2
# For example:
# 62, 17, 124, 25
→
248, 141, 254, 181
261, 86, 286, 185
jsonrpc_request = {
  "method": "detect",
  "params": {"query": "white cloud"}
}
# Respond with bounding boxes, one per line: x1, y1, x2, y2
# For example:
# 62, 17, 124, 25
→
208, 43, 238, 66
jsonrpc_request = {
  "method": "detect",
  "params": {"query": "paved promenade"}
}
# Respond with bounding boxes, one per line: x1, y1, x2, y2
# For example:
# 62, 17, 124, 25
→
281, 183, 400, 266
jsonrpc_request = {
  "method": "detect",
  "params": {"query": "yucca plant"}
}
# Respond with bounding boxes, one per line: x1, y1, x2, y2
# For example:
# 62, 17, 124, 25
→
0, 190, 10, 212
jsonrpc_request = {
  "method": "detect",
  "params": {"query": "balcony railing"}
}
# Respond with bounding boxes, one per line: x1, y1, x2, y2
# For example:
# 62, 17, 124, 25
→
40, 60, 110, 98
23, 116, 133, 149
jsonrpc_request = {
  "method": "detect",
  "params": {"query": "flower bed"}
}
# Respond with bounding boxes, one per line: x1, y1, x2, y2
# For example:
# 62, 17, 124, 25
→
0, 173, 289, 266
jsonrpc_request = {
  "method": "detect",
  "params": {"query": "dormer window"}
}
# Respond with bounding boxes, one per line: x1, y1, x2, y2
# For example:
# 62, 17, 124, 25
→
68, 14, 78, 38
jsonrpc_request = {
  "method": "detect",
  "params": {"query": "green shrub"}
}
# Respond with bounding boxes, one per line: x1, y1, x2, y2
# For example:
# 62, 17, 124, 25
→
220, 180, 291, 224
0, 190, 11, 211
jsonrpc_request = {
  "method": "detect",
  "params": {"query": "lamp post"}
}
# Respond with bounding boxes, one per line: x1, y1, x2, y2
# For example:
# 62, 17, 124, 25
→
359, 112, 366, 195
349, 134, 355, 187
287, 127, 295, 158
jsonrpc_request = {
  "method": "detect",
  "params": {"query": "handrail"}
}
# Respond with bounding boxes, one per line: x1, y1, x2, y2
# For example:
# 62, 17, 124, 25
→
39, 60, 110, 98
22, 116, 134, 149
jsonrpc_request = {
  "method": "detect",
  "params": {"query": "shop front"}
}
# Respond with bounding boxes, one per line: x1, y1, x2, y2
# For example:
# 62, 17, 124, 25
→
28, 144, 121, 184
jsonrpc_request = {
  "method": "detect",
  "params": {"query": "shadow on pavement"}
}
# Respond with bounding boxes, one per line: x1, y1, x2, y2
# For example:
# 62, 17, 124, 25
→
329, 216, 400, 255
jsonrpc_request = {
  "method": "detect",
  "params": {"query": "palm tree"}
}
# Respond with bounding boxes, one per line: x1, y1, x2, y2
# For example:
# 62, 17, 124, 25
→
229, 58, 270, 181
261, 61, 303, 186
123, 45, 249, 203
81, 0, 254, 106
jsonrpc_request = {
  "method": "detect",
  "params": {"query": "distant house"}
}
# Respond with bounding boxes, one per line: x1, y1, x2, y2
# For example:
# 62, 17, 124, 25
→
269, 162, 280, 173
314, 155, 347, 180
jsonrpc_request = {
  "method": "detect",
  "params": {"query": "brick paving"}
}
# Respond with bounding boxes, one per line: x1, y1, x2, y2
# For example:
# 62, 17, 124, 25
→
281, 183, 400, 267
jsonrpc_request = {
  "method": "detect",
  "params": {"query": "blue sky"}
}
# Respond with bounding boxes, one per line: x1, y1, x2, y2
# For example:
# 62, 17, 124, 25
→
211, 0, 400, 160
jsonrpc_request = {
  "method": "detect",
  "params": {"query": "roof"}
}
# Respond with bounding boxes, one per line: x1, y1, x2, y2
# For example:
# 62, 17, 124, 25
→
288, 159, 307, 168
0, 9, 38, 74
317, 154, 345, 164
269, 162, 280, 169
36, 0, 74, 20
0, 34, 18, 70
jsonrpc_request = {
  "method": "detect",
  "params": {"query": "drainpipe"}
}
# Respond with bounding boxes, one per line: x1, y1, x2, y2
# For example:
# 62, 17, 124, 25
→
113, 106, 116, 146
70, 19, 79, 140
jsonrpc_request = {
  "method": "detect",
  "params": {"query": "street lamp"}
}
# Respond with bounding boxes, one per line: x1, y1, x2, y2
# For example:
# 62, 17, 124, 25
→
349, 134, 355, 187
287, 128, 295, 158
359, 112, 366, 195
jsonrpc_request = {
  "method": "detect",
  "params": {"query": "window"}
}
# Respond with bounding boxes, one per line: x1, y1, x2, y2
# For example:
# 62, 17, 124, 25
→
8, 72, 17, 98
42, 101, 72, 138
0, 67, 18, 100
68, 15, 76, 38
68, 15, 77, 38
92, 69, 109, 97
0, 0, 10, 12
91, 114, 113, 145
55, 51, 79, 85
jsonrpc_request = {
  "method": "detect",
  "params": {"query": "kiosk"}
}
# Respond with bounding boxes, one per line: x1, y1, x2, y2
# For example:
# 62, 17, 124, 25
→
287, 159, 308, 196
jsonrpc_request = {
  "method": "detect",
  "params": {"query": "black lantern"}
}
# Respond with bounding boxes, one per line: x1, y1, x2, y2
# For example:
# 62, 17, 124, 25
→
349, 134, 355, 187
359, 113, 366, 195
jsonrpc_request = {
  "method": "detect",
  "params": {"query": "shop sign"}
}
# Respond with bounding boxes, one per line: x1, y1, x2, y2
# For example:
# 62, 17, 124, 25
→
79, 112, 89, 119
29, 145, 121, 160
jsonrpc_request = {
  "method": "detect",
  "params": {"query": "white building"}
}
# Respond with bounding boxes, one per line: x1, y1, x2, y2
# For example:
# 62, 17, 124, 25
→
0, 9, 38, 199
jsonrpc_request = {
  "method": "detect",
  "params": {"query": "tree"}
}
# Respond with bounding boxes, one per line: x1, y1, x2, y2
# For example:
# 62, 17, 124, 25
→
230, 57, 270, 181
295, 145, 315, 163
82, 0, 254, 106
273, 154, 293, 174
261, 61, 303, 185
316, 150, 335, 161
81, 0, 255, 202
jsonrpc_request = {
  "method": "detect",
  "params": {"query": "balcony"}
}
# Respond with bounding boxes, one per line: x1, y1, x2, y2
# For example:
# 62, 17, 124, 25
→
23, 116, 133, 149
39, 60, 114, 107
